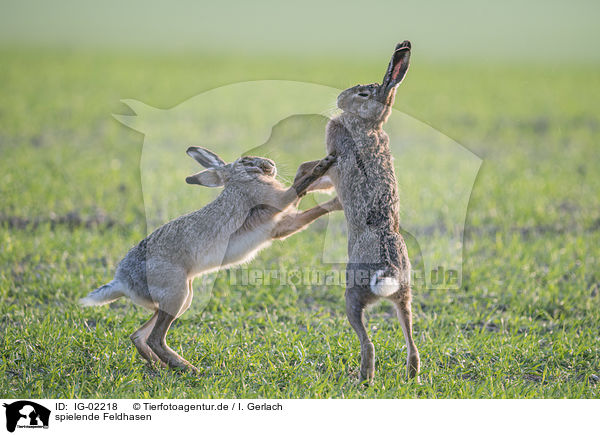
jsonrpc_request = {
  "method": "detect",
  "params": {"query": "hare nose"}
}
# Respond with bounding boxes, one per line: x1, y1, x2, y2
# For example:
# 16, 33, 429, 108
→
262, 161, 276, 176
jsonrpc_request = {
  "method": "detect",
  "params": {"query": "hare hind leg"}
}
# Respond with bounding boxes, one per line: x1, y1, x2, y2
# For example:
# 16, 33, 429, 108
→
146, 279, 198, 373
130, 311, 165, 366
147, 309, 198, 373
392, 293, 420, 381
345, 286, 377, 383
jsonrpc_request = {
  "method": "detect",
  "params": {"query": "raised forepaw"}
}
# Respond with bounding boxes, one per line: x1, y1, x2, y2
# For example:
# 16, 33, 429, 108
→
311, 153, 337, 177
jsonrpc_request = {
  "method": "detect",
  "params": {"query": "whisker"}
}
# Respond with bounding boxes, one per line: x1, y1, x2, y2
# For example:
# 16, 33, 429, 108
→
321, 101, 341, 119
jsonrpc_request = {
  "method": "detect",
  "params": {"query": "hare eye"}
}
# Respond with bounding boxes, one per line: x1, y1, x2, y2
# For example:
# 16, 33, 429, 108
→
358, 92, 369, 97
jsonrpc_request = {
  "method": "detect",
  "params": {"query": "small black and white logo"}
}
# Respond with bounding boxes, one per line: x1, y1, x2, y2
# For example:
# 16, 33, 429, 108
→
3, 401, 50, 433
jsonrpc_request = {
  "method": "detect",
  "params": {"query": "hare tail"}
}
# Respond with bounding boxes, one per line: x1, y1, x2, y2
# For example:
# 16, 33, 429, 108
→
79, 280, 125, 306
370, 267, 401, 297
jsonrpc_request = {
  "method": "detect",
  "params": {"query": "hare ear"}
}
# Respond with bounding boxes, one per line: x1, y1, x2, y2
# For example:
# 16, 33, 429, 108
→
382, 41, 411, 90
186, 168, 225, 187
187, 146, 226, 168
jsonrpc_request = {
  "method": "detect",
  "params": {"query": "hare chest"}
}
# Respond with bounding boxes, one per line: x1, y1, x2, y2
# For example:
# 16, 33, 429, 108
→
222, 221, 275, 266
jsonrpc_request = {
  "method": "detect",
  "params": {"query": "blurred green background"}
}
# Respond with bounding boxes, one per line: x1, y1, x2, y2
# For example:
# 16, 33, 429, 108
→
1, 0, 599, 62
0, 1, 599, 398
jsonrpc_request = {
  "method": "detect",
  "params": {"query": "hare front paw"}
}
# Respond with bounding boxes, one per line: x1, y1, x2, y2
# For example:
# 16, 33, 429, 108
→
312, 153, 337, 176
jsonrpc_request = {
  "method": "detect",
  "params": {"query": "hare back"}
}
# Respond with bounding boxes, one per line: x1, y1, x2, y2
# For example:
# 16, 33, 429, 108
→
326, 120, 401, 232
348, 229, 410, 271
112, 192, 252, 289
113, 190, 290, 302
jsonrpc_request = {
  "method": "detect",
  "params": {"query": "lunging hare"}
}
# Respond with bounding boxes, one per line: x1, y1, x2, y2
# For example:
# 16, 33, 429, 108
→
80, 147, 339, 372
300, 41, 420, 382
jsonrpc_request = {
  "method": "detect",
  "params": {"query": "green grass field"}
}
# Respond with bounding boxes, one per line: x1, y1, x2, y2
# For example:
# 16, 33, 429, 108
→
1, 47, 599, 398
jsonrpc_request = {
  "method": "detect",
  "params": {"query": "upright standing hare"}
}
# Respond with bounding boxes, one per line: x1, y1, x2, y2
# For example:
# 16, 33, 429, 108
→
299, 41, 420, 382
80, 147, 339, 372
